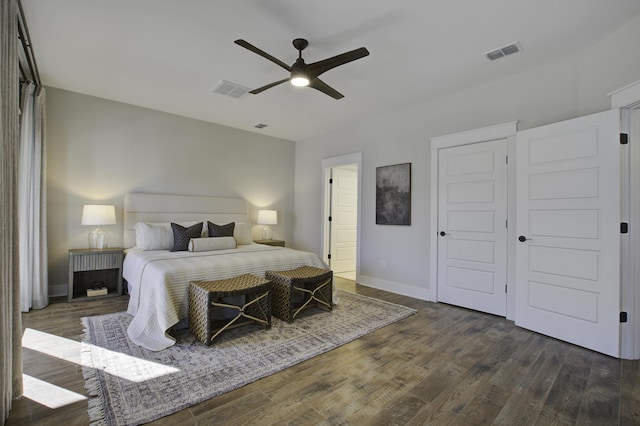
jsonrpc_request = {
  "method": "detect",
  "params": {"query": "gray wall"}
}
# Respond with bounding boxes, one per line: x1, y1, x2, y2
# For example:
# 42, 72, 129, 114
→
293, 14, 640, 299
46, 15, 640, 299
46, 88, 294, 296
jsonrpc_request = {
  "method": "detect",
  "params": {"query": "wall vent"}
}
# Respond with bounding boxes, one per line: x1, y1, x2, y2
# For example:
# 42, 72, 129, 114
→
485, 41, 523, 61
211, 80, 251, 99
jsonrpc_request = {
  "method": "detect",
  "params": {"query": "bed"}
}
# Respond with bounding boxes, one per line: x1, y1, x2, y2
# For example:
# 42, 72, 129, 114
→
122, 193, 329, 351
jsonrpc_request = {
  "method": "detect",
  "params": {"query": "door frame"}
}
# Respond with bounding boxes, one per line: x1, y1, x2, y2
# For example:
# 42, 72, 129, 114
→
322, 152, 362, 280
429, 122, 517, 318
610, 79, 640, 359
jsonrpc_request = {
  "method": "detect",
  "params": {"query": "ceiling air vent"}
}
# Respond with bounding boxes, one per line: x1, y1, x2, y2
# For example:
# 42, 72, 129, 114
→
485, 41, 523, 61
211, 80, 251, 99
254, 123, 267, 129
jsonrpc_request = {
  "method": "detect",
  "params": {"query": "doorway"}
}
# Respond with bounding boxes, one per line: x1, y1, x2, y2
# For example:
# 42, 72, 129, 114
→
322, 153, 362, 283
330, 165, 358, 279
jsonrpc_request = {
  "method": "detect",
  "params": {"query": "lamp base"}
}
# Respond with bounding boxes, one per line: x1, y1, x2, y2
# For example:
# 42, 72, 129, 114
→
89, 226, 109, 249
261, 226, 273, 241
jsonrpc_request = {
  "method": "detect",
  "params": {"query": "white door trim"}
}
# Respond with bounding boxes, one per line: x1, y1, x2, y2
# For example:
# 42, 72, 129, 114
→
322, 152, 362, 281
430, 121, 517, 317
610, 80, 640, 359
609, 79, 640, 109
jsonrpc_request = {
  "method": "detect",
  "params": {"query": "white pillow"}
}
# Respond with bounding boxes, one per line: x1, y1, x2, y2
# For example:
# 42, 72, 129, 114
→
134, 221, 200, 250
188, 236, 237, 252
233, 222, 252, 245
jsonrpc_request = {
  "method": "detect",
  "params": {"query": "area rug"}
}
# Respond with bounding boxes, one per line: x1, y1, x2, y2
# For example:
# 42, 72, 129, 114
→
81, 290, 416, 425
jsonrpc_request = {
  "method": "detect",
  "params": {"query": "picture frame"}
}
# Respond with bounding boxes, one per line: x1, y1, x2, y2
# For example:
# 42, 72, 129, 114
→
376, 162, 411, 225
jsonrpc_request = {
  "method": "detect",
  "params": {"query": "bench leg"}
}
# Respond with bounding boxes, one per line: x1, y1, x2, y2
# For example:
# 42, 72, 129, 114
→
208, 290, 271, 344
292, 278, 332, 319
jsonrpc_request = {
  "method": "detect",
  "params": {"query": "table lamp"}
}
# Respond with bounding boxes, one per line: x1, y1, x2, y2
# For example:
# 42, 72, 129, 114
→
257, 209, 277, 240
82, 204, 116, 249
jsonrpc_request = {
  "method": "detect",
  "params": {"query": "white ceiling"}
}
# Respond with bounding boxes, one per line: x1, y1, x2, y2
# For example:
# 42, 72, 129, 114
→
21, 0, 640, 142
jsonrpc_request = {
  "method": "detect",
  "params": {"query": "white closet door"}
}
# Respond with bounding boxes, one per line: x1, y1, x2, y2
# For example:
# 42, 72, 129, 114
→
515, 109, 621, 357
437, 139, 508, 316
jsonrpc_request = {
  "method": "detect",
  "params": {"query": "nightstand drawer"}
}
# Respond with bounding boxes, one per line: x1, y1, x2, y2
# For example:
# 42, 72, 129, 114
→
71, 251, 122, 272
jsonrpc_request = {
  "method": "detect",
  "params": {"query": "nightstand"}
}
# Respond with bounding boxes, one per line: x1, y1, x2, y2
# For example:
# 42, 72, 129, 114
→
68, 248, 124, 302
254, 239, 285, 247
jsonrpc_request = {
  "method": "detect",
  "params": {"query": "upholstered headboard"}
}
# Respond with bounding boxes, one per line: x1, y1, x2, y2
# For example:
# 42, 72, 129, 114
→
123, 193, 249, 248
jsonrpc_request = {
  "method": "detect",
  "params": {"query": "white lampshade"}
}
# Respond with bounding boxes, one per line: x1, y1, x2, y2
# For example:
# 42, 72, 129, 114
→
82, 205, 116, 249
81, 205, 116, 225
257, 209, 277, 225
257, 209, 277, 240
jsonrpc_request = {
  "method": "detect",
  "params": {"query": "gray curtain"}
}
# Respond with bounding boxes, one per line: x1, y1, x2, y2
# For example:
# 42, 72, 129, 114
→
19, 83, 48, 312
1, 0, 23, 422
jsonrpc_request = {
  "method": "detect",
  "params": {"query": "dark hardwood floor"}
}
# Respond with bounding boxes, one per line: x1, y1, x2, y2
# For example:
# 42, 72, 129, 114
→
6, 277, 640, 425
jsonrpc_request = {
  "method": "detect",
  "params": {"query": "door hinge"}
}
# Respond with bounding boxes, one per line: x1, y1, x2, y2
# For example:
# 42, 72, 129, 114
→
329, 178, 333, 184
505, 284, 507, 293
505, 155, 508, 164
621, 222, 629, 234
327, 254, 332, 260
505, 219, 508, 228
328, 216, 332, 222
620, 133, 628, 145
620, 311, 628, 323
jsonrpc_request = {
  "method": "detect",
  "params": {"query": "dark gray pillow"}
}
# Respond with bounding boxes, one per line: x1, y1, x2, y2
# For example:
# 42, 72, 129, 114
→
207, 221, 235, 237
170, 222, 203, 252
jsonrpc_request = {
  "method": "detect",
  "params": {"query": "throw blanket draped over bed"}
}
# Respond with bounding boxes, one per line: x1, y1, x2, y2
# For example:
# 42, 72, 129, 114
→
123, 244, 328, 351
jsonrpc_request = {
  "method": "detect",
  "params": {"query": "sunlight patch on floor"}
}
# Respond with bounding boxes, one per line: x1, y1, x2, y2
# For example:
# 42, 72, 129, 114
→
22, 328, 181, 382
22, 374, 87, 409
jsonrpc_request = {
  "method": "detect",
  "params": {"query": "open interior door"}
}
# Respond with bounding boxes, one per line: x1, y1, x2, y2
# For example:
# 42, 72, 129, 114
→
330, 167, 357, 274
515, 109, 621, 357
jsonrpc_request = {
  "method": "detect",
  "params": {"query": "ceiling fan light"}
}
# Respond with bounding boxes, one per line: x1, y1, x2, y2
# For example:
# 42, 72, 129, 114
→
291, 76, 309, 87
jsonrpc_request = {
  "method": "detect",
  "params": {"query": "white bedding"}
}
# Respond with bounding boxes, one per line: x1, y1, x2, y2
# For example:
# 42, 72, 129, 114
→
123, 244, 329, 351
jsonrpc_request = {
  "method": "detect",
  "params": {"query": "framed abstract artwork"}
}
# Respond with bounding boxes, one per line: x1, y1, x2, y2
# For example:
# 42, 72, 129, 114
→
376, 162, 411, 225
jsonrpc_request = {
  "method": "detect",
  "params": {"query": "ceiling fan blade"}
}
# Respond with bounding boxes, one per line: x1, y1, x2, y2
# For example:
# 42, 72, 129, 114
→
308, 78, 344, 99
234, 39, 292, 72
306, 47, 369, 77
249, 78, 290, 95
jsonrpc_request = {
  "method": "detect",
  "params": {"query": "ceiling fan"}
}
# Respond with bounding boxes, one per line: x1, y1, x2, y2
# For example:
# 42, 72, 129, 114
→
234, 38, 369, 99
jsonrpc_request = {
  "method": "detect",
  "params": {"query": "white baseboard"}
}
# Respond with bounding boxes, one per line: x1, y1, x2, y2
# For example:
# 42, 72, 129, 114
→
357, 274, 432, 302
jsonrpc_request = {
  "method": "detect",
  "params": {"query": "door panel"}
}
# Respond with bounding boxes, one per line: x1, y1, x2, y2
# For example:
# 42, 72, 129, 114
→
448, 210, 495, 232
515, 109, 620, 357
529, 209, 599, 238
437, 139, 508, 316
447, 267, 495, 293
448, 239, 495, 263
330, 167, 358, 273
448, 181, 495, 203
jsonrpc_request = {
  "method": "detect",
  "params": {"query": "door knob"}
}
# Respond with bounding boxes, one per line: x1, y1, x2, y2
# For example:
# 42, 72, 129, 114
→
440, 231, 447, 236
518, 235, 530, 242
